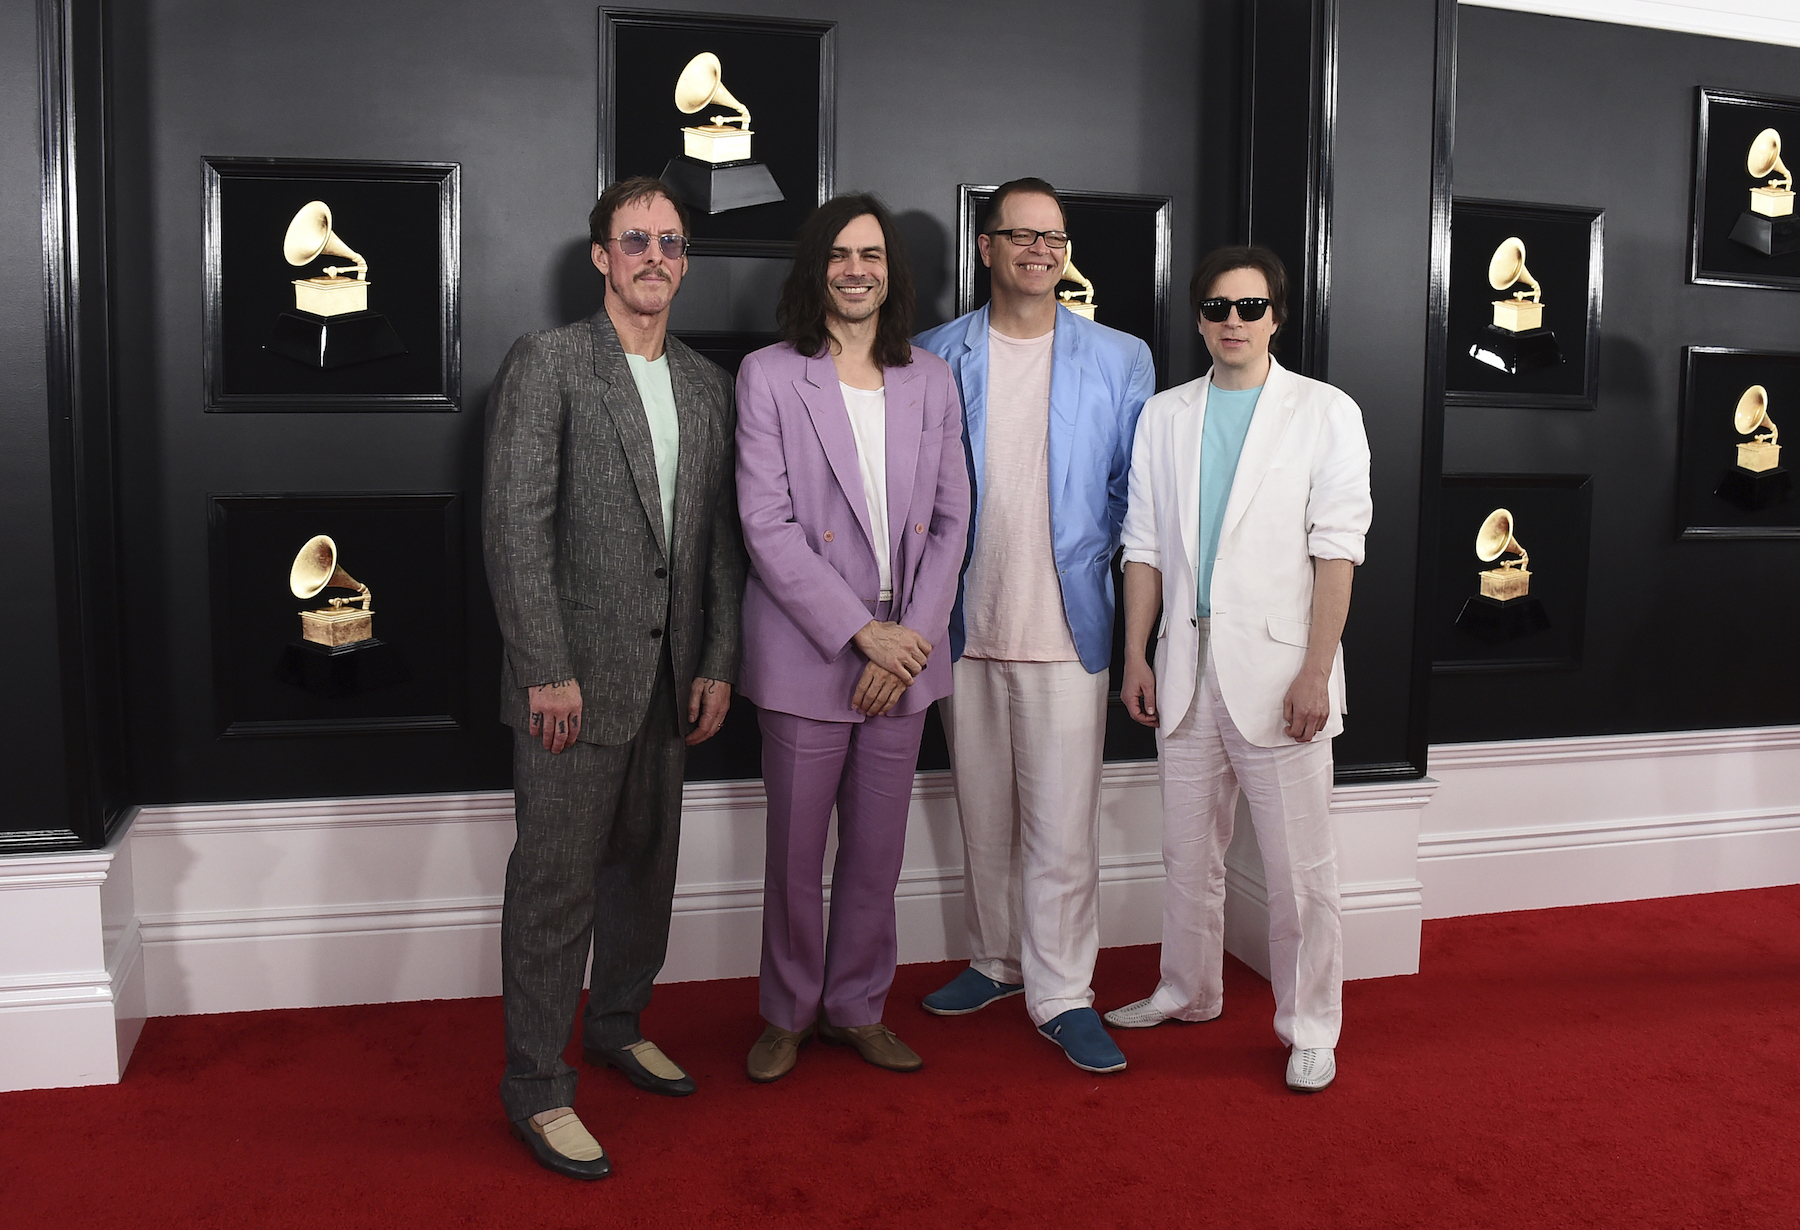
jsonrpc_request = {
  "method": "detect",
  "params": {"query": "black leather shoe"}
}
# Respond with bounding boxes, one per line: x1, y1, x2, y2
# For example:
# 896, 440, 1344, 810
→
509, 1113, 612, 1181
586, 1038, 697, 1097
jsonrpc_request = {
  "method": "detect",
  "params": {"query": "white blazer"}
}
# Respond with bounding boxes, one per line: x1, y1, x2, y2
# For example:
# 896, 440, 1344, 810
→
1121, 358, 1372, 747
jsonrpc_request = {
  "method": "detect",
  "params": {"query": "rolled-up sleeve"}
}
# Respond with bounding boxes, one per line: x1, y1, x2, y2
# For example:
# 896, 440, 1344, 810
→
1305, 391, 1373, 564
1120, 403, 1161, 569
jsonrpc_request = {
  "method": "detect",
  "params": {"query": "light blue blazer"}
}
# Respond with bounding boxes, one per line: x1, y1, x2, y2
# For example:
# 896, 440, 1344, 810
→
915, 304, 1155, 673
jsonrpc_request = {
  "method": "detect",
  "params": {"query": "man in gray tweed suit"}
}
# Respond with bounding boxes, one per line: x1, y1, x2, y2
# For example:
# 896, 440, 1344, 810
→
482, 175, 744, 1180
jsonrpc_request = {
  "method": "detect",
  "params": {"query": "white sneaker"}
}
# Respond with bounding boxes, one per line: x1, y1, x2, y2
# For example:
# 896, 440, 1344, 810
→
1103, 997, 1171, 1029
1286, 1047, 1336, 1092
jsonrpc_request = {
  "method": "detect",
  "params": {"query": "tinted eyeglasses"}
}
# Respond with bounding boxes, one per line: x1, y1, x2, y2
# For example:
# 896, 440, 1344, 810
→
987, 228, 1070, 249
610, 230, 691, 259
1197, 296, 1272, 323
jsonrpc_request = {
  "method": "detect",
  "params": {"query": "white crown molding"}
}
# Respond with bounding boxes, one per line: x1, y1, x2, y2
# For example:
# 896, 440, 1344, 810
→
0, 846, 118, 890
1459, 0, 1800, 50
1419, 802, 1800, 861
1430, 725, 1800, 772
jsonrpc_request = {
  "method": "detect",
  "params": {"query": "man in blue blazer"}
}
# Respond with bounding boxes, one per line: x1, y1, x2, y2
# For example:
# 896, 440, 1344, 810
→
914, 177, 1154, 1073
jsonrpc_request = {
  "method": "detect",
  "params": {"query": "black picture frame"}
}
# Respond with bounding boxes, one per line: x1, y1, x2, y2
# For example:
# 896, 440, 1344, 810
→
1432, 474, 1592, 674
955, 186, 1173, 382
1445, 198, 1603, 410
1676, 347, 1800, 539
202, 158, 460, 412
599, 8, 835, 257
208, 492, 465, 737
1690, 88, 1800, 291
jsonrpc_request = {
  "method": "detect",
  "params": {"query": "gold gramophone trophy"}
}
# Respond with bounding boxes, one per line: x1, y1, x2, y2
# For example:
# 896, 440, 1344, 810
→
1057, 242, 1097, 321
659, 52, 783, 215
1729, 128, 1800, 256
264, 201, 406, 369
289, 535, 374, 647
1716, 384, 1794, 511
1475, 508, 1530, 602
1455, 507, 1551, 642
1469, 237, 1563, 375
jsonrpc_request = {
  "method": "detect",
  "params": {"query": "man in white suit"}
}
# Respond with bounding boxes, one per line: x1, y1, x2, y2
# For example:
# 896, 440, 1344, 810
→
1106, 246, 1371, 1093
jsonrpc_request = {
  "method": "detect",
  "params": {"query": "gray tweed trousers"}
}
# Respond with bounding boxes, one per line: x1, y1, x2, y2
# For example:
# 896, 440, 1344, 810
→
499, 656, 685, 1122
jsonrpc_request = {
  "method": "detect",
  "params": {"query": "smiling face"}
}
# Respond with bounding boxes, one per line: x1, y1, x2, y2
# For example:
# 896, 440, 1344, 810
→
978, 190, 1066, 306
590, 193, 687, 320
1198, 265, 1279, 387
824, 212, 889, 329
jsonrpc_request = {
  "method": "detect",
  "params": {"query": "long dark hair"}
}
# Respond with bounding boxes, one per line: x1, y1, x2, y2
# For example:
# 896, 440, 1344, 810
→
777, 194, 916, 368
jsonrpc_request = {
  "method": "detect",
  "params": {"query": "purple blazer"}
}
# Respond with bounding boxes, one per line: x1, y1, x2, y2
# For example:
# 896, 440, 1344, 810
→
735, 341, 971, 723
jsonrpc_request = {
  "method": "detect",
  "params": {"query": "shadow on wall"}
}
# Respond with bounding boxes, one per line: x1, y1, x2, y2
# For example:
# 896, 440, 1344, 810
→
556, 235, 604, 327
897, 209, 950, 330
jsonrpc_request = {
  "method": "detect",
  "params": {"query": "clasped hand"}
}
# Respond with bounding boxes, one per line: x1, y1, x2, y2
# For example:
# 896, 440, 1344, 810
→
851, 620, 931, 716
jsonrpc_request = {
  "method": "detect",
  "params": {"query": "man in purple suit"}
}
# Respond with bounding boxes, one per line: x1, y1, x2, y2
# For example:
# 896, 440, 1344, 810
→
734, 195, 970, 1082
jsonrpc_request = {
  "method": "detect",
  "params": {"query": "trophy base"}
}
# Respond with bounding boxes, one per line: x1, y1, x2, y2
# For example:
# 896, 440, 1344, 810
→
1716, 464, 1794, 511
661, 155, 784, 215
274, 636, 410, 700
266, 310, 407, 369
1470, 325, 1563, 375
1059, 299, 1096, 321
1454, 594, 1550, 644
1728, 211, 1800, 256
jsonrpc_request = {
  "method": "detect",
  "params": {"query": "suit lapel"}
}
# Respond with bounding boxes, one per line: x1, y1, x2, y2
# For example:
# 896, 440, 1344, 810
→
884, 360, 924, 586
796, 351, 877, 556
589, 314, 669, 558
665, 337, 710, 559
956, 306, 990, 484
1219, 358, 1298, 545
1046, 306, 1081, 509
1173, 375, 1209, 581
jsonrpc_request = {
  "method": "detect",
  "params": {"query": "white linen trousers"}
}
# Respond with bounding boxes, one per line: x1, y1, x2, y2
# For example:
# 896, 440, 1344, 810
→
1150, 623, 1342, 1050
939, 657, 1109, 1026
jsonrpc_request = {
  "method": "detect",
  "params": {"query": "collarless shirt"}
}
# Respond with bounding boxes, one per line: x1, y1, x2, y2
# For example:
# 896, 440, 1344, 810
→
1196, 382, 1262, 617
624, 352, 681, 550
838, 381, 893, 601
962, 326, 1079, 661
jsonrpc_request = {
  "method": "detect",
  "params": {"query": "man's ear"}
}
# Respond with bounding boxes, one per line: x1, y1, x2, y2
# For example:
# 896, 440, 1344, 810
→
591, 242, 609, 277
976, 232, 993, 270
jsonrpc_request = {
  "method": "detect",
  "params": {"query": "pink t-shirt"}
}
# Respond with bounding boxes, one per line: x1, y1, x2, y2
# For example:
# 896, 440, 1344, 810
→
960, 328, 1079, 662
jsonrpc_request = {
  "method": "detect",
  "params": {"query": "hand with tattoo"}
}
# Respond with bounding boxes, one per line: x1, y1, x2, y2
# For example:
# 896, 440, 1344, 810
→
528, 679, 582, 753
686, 677, 732, 746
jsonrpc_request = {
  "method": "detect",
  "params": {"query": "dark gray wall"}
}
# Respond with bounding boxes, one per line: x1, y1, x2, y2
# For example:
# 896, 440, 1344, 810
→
0, 2, 71, 834
110, 0, 1210, 803
1434, 9, 1800, 742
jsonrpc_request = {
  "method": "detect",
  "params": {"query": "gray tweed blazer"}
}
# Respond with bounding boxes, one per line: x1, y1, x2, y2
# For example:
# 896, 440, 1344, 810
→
482, 310, 745, 745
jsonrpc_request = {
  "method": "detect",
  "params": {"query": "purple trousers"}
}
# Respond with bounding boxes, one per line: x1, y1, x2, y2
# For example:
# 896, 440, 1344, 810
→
757, 703, 928, 1032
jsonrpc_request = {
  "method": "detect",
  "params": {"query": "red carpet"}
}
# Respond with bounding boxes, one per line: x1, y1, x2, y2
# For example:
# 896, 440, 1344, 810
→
5, 886, 1799, 1229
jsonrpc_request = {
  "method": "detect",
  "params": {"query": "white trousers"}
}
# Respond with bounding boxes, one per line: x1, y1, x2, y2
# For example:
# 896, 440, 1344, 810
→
939, 657, 1109, 1026
1151, 628, 1342, 1049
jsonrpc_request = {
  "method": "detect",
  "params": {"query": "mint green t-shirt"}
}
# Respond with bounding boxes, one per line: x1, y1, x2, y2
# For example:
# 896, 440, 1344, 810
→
1196, 383, 1262, 617
624, 352, 681, 547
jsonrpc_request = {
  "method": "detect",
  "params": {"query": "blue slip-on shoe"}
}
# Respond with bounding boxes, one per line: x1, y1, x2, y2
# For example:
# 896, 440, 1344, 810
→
1037, 1007, 1128, 1073
921, 967, 1026, 1016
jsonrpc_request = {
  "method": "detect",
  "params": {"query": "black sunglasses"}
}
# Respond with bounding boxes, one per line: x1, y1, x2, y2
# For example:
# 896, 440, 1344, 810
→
610, 230, 690, 259
1197, 296, 1272, 323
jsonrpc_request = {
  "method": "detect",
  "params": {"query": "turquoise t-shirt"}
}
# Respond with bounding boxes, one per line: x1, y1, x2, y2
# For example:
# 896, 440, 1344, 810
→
1196, 384, 1262, 617
624, 352, 681, 547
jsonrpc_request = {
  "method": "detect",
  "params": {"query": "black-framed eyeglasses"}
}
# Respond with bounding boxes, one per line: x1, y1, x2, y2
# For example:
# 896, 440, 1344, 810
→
1197, 296, 1272, 323
610, 230, 690, 259
986, 227, 1070, 249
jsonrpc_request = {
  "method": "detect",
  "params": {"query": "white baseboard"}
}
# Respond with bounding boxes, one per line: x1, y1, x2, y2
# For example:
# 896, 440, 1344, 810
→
1459, 1, 1800, 50
1421, 727, 1800, 918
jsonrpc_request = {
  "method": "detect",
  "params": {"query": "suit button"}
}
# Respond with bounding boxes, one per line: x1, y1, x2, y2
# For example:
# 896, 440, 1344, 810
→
823, 530, 834, 542
655, 567, 667, 579
649, 628, 663, 639
915, 523, 925, 533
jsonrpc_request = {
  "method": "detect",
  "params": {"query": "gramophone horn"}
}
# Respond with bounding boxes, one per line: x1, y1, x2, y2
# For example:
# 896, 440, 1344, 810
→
674, 52, 749, 124
1486, 237, 1540, 299
289, 534, 366, 601
1735, 384, 1776, 444
1475, 508, 1527, 569
282, 201, 367, 277
1748, 128, 1792, 188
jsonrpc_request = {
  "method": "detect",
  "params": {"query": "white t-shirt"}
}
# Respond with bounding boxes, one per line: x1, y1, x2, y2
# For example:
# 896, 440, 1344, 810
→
961, 327, 1079, 661
839, 382, 892, 601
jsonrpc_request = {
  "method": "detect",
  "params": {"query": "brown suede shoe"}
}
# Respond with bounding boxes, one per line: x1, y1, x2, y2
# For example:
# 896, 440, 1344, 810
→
747, 1022, 810, 1083
817, 1020, 923, 1072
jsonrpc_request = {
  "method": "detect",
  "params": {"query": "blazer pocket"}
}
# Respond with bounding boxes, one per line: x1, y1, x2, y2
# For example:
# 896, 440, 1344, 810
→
1266, 615, 1311, 647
